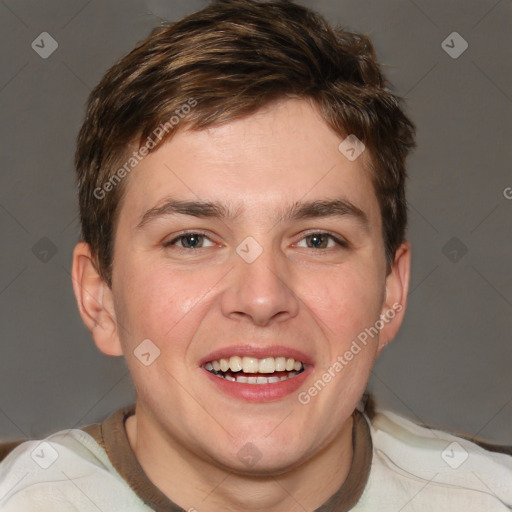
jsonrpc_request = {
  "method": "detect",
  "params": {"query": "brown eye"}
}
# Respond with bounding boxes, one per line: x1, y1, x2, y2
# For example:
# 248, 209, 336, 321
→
179, 234, 204, 248
297, 232, 347, 249
164, 233, 215, 249
306, 234, 330, 249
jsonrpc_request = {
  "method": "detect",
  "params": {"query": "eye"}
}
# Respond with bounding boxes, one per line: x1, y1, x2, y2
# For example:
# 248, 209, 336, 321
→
296, 232, 348, 249
163, 232, 216, 249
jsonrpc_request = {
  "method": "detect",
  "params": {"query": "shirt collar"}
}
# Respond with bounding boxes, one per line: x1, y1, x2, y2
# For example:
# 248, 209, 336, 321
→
82, 404, 372, 511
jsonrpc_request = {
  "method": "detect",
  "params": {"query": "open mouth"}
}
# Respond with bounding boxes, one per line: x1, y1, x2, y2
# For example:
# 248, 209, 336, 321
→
203, 356, 305, 384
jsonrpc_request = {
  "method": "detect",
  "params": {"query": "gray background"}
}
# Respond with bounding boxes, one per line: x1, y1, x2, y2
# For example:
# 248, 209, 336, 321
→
0, 0, 510, 444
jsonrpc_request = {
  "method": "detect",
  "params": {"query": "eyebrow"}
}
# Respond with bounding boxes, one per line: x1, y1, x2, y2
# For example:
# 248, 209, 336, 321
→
136, 197, 369, 230
136, 199, 242, 229
282, 199, 368, 227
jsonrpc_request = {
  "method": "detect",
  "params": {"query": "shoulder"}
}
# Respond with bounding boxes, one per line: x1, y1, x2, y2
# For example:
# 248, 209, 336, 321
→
0, 427, 147, 511
358, 410, 512, 511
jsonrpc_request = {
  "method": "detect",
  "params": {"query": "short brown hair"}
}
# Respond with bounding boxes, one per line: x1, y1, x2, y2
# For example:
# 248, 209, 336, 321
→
75, 0, 415, 286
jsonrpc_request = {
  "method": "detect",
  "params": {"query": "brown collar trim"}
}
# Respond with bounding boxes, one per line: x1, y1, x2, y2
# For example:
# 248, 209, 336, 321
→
314, 409, 373, 511
97, 404, 182, 511
81, 404, 372, 512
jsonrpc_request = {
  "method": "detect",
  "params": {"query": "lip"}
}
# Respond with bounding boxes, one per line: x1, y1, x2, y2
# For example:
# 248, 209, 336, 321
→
198, 345, 314, 367
198, 344, 314, 402
202, 364, 313, 402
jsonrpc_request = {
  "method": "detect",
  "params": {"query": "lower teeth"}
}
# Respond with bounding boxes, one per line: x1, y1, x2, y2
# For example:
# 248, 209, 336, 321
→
208, 369, 302, 384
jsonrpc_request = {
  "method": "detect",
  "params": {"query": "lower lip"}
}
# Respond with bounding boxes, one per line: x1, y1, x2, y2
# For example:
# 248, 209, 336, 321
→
202, 367, 312, 402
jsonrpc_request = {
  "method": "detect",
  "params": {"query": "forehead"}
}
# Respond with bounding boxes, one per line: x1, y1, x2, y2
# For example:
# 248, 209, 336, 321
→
118, 98, 381, 229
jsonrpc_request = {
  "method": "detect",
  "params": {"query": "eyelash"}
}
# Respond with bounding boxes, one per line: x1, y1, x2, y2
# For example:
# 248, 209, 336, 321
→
163, 230, 349, 251
298, 231, 350, 250
163, 231, 217, 250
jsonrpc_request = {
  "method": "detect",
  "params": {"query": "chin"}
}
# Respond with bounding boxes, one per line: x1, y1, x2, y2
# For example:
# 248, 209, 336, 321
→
202, 438, 312, 477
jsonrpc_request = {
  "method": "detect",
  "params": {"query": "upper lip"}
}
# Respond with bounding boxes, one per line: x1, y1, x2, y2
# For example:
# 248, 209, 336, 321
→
199, 345, 314, 367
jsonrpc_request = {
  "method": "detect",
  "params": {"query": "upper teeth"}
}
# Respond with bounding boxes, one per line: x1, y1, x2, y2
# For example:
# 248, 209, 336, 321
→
206, 356, 303, 374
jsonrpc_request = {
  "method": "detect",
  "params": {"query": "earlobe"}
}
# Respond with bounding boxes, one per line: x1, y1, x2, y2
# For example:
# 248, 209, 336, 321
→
71, 242, 123, 357
377, 241, 411, 355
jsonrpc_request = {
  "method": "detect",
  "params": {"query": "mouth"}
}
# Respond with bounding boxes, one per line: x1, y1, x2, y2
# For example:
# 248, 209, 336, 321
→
199, 347, 312, 402
204, 356, 305, 384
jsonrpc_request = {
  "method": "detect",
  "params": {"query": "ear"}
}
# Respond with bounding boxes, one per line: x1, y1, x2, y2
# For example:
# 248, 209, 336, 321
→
376, 241, 411, 355
71, 242, 123, 357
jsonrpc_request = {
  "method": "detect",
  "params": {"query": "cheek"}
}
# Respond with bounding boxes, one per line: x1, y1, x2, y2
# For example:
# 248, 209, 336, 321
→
300, 264, 384, 348
113, 259, 219, 345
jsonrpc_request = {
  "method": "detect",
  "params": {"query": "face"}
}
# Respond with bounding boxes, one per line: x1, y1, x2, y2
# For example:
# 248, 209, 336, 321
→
76, 98, 409, 474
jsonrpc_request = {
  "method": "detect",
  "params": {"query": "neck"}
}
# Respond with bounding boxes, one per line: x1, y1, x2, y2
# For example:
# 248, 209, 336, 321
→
125, 407, 355, 512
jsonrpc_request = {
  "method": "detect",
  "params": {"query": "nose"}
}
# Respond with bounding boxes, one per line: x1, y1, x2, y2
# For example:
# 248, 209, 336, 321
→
220, 242, 300, 326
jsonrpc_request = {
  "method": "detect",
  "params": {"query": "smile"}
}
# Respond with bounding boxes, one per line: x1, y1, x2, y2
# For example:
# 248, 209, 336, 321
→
204, 356, 305, 384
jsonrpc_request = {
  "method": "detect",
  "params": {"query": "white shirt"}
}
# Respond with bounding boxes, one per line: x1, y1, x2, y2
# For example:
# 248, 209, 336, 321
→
0, 408, 510, 511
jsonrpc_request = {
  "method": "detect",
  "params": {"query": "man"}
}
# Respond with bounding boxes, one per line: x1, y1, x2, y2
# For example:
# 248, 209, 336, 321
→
1, 1, 511, 510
